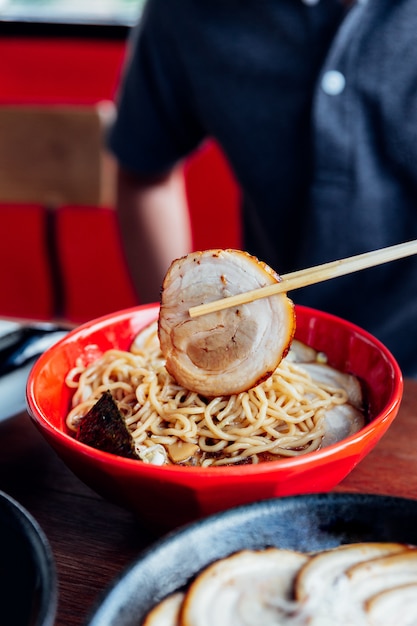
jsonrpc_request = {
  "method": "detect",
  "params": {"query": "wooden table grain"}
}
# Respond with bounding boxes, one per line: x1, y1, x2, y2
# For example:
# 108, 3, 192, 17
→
0, 379, 416, 625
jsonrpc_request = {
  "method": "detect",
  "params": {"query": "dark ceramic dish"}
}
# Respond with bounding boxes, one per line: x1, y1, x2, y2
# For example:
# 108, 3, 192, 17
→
86, 493, 417, 625
0, 490, 57, 626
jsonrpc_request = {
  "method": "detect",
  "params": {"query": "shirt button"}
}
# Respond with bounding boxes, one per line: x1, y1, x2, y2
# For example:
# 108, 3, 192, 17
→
321, 70, 346, 95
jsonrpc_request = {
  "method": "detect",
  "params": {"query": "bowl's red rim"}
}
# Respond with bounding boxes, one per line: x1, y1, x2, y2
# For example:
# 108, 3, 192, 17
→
26, 304, 404, 478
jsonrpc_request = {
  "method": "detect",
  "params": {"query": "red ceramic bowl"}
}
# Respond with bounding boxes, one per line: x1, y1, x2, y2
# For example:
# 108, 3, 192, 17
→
26, 304, 403, 531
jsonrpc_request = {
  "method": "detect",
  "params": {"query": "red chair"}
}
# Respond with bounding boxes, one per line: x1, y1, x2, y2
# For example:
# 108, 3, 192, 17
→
0, 204, 54, 320
55, 205, 136, 323
0, 103, 119, 321
0, 36, 242, 323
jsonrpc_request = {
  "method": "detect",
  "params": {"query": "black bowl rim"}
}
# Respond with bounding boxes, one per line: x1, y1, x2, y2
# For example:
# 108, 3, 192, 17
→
85, 492, 417, 625
0, 489, 57, 626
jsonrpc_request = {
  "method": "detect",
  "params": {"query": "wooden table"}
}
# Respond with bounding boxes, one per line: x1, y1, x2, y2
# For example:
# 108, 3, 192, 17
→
0, 379, 416, 625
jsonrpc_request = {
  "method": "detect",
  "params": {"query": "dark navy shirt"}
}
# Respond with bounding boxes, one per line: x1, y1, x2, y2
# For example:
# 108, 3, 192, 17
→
108, 0, 417, 376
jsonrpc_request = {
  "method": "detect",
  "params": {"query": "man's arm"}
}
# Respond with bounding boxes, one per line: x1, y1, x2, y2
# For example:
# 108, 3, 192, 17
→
116, 163, 193, 303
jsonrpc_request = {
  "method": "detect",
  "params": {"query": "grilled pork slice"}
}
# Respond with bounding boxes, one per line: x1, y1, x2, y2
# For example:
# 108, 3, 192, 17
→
158, 249, 295, 396
300, 362, 363, 410
285, 345, 366, 447
346, 549, 417, 605
295, 543, 412, 624
320, 403, 366, 448
143, 592, 184, 626
365, 582, 417, 625
285, 339, 320, 364
296, 543, 408, 602
180, 549, 309, 626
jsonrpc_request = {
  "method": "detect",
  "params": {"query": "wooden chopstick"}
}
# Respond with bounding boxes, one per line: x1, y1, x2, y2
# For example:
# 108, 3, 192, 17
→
189, 239, 417, 318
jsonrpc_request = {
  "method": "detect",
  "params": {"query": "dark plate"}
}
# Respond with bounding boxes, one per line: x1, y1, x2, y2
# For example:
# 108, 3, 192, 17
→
0, 490, 57, 626
85, 493, 417, 625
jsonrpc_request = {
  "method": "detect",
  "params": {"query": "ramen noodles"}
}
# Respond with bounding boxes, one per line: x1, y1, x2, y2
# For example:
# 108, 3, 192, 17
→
65, 321, 365, 467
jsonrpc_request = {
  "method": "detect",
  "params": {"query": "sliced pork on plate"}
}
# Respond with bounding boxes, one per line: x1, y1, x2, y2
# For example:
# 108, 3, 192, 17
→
180, 549, 308, 626
143, 592, 185, 626
365, 582, 417, 625
142, 544, 417, 625
295, 543, 409, 624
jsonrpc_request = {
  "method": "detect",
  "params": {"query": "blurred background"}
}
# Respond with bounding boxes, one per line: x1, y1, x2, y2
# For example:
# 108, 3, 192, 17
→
0, 0, 146, 27
0, 0, 241, 324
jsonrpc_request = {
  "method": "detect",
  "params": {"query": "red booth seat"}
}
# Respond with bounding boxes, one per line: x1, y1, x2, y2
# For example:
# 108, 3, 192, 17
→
0, 36, 242, 323
0, 204, 54, 320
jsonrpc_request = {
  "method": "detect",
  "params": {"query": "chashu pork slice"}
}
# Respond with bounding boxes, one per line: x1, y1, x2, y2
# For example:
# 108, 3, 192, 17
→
295, 542, 408, 603
295, 543, 414, 624
143, 592, 184, 626
299, 362, 364, 410
285, 339, 320, 364
284, 346, 366, 447
180, 548, 309, 626
158, 249, 295, 396
365, 582, 417, 625
345, 548, 417, 605
320, 403, 366, 448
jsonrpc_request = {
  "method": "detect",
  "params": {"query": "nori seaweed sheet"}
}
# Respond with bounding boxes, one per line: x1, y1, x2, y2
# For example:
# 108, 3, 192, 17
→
76, 391, 139, 460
